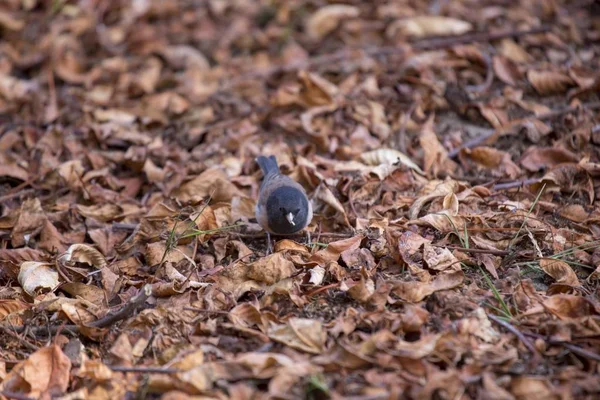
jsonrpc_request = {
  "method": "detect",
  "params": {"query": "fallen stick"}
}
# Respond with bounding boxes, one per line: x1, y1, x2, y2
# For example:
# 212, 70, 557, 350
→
223, 26, 549, 88
487, 314, 541, 364
449, 101, 600, 158
88, 284, 152, 328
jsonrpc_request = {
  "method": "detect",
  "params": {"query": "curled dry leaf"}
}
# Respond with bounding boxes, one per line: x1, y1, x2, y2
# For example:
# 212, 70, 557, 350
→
391, 271, 464, 302
305, 5, 360, 40
18, 262, 59, 296
527, 70, 575, 95
539, 258, 580, 286
171, 167, 245, 203
543, 295, 600, 319
419, 116, 458, 176
0, 299, 30, 322
310, 235, 364, 266
493, 55, 522, 86
520, 147, 578, 172
267, 318, 327, 354
0, 345, 71, 398
360, 148, 424, 175
423, 244, 460, 272
62, 244, 107, 269
388, 16, 472, 38
408, 179, 460, 220
462, 146, 521, 179
298, 71, 340, 108
247, 252, 296, 285
499, 39, 531, 63
312, 182, 350, 227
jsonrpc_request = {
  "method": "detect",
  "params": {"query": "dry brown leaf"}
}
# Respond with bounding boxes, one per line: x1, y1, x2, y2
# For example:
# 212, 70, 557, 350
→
247, 253, 296, 285
305, 5, 360, 40
0, 345, 71, 397
419, 116, 458, 176
61, 282, 106, 305
499, 39, 531, 63
527, 70, 575, 95
267, 318, 326, 354
539, 258, 580, 286
423, 244, 460, 272
312, 182, 349, 227
171, 167, 245, 203
298, 71, 340, 108
510, 377, 555, 399
18, 262, 59, 296
543, 295, 599, 319
360, 148, 424, 174
62, 244, 107, 269
0, 299, 30, 322
10, 198, 46, 248
391, 271, 464, 302
520, 147, 578, 172
310, 235, 364, 266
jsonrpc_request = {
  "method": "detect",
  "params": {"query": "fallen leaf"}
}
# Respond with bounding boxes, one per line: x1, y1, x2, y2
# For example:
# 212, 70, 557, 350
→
18, 262, 59, 296
539, 258, 580, 286
305, 5, 360, 40
267, 318, 326, 354
0, 345, 71, 398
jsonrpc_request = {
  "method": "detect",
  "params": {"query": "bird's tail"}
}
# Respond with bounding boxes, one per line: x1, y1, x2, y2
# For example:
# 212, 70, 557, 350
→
256, 155, 280, 176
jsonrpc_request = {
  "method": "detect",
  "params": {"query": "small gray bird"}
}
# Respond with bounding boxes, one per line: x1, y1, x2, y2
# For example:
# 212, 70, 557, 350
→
255, 155, 312, 251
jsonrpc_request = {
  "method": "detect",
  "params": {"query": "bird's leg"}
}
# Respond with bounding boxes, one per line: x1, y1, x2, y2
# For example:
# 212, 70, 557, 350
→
266, 232, 273, 255
305, 230, 311, 248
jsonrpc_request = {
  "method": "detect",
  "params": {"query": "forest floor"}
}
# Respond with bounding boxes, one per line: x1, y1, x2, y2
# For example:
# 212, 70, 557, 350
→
1, 0, 600, 399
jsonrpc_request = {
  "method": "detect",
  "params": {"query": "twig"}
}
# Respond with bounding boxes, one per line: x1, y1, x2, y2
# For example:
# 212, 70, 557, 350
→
109, 365, 179, 374
523, 332, 600, 362
448, 101, 600, 158
88, 284, 152, 328
0, 324, 39, 351
0, 188, 36, 203
184, 307, 230, 315
493, 178, 541, 191
112, 222, 139, 231
224, 27, 549, 88
0, 324, 80, 336
438, 246, 509, 256
488, 314, 541, 363
305, 283, 341, 297
0, 391, 35, 400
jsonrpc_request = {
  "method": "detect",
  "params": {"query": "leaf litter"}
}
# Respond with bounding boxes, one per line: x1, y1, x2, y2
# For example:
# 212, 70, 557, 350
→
0, 1, 599, 399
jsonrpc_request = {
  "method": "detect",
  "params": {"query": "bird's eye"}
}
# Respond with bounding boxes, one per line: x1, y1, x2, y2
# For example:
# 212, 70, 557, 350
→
279, 207, 285, 212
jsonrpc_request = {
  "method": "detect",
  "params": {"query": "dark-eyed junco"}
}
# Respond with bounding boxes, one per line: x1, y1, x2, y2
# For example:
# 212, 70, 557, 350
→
255, 155, 312, 250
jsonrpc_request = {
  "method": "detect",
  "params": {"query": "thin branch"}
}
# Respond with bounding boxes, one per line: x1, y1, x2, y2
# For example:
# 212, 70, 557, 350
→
523, 332, 600, 362
223, 27, 549, 88
0, 324, 79, 335
0, 391, 35, 400
439, 246, 510, 256
493, 178, 541, 191
0, 188, 36, 203
109, 365, 179, 374
88, 284, 152, 328
184, 307, 230, 315
0, 324, 39, 351
449, 101, 600, 158
488, 314, 541, 363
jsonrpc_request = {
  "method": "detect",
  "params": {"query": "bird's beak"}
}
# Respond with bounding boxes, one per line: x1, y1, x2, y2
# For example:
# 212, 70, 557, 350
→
286, 212, 295, 226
